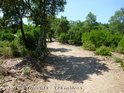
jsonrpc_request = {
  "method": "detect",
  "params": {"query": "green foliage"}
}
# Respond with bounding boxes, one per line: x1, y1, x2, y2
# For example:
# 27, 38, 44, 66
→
82, 30, 108, 47
0, 41, 11, 47
58, 33, 68, 43
116, 47, 124, 54
25, 33, 36, 50
67, 24, 83, 45
83, 41, 96, 51
16, 31, 37, 51
107, 32, 123, 48
0, 32, 15, 41
82, 30, 122, 49
20, 47, 29, 57
109, 8, 124, 33
0, 41, 12, 57
118, 37, 124, 47
22, 66, 31, 76
54, 17, 70, 43
95, 46, 112, 56
10, 41, 20, 57
120, 62, 124, 70
116, 37, 124, 53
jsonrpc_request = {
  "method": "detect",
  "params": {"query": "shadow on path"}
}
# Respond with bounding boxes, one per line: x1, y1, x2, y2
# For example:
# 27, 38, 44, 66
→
44, 55, 109, 83
15, 54, 109, 83
48, 48, 72, 53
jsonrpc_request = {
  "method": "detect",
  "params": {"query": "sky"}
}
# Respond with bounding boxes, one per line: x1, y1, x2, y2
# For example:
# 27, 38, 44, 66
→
0, 0, 124, 24
57, 0, 124, 23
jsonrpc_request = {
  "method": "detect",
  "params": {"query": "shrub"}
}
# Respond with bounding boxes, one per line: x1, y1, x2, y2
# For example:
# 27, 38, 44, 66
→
67, 28, 83, 45
116, 37, 124, 54
82, 30, 122, 49
82, 30, 108, 48
16, 32, 37, 51
116, 47, 124, 54
0, 47, 12, 57
58, 33, 68, 43
0, 41, 11, 47
95, 46, 112, 56
25, 33, 36, 50
22, 66, 31, 75
10, 41, 20, 57
83, 41, 96, 51
1, 33, 15, 41
106, 32, 122, 48
0, 41, 12, 57
18, 46, 29, 57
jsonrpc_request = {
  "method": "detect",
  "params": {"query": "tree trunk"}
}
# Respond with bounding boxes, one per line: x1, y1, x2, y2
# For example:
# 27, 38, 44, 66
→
35, 0, 48, 58
20, 18, 26, 47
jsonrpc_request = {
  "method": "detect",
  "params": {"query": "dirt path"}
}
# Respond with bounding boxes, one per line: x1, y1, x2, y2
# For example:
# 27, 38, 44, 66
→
46, 42, 124, 93
1, 42, 124, 93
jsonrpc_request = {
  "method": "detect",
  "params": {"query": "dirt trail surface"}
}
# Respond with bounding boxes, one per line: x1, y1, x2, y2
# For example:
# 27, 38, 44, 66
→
0, 42, 124, 93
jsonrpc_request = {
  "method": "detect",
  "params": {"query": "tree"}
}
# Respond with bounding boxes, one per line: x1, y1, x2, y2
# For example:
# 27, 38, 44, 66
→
109, 8, 124, 33
0, 0, 29, 46
59, 16, 70, 34
27, 0, 66, 57
84, 12, 97, 32
68, 21, 84, 45
52, 16, 70, 41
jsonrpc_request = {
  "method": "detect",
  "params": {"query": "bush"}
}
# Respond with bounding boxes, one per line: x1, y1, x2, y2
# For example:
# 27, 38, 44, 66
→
0, 41, 12, 57
95, 46, 112, 56
82, 30, 122, 49
22, 66, 31, 75
58, 33, 68, 43
0, 47, 12, 57
116, 37, 124, 54
15, 45, 29, 57
16, 32, 37, 51
10, 41, 20, 57
0, 41, 11, 47
67, 28, 83, 45
82, 30, 107, 48
1, 32, 15, 41
25, 33, 36, 50
83, 41, 96, 51
106, 32, 122, 48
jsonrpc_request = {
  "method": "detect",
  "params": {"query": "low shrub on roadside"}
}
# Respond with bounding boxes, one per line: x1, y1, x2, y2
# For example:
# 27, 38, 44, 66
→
22, 66, 31, 76
95, 46, 112, 56
116, 37, 124, 54
83, 41, 96, 51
